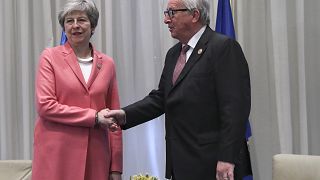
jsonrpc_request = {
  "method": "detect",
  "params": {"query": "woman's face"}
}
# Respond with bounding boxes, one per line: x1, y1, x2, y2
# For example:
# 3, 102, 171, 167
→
64, 10, 93, 47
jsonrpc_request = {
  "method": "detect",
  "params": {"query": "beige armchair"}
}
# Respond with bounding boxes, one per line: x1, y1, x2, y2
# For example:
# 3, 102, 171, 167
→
273, 154, 320, 180
0, 160, 32, 180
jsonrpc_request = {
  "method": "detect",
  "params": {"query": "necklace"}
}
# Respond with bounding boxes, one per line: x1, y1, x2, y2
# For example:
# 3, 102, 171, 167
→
78, 56, 93, 63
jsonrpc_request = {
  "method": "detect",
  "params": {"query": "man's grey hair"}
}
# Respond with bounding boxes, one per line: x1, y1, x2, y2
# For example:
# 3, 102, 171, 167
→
182, 0, 210, 25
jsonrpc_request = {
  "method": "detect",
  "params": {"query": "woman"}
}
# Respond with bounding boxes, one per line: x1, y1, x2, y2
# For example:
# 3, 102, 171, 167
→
32, 0, 122, 179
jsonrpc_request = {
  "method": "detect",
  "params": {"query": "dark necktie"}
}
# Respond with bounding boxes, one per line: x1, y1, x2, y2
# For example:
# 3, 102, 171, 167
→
172, 45, 190, 84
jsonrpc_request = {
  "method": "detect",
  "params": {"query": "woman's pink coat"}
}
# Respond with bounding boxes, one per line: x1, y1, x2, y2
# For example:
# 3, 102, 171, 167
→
32, 42, 122, 180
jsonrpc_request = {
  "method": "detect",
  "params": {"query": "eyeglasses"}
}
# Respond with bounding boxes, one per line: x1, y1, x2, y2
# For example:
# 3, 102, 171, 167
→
164, 8, 189, 18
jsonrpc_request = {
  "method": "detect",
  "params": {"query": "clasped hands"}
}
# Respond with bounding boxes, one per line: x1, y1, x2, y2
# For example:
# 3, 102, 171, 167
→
96, 109, 126, 131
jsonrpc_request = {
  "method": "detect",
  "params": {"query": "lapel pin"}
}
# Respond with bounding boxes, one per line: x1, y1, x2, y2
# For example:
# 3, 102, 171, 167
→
197, 48, 203, 55
97, 63, 102, 70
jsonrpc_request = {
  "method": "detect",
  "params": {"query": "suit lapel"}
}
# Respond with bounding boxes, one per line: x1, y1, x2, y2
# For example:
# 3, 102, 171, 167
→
171, 27, 211, 88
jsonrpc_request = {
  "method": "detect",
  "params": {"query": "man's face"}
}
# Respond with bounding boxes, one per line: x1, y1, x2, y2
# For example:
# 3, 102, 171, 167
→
164, 0, 194, 43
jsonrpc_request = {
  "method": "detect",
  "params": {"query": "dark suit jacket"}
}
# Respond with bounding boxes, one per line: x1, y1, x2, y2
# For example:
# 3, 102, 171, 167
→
122, 26, 251, 180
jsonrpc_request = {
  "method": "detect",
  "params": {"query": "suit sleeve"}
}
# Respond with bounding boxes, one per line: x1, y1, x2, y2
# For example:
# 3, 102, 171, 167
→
214, 39, 251, 164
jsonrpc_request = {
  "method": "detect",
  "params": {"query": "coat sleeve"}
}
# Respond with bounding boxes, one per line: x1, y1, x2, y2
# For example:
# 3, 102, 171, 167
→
105, 62, 123, 173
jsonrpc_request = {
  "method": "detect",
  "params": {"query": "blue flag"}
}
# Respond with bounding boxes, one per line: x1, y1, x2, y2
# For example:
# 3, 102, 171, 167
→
215, 0, 236, 39
60, 31, 67, 45
215, 0, 253, 180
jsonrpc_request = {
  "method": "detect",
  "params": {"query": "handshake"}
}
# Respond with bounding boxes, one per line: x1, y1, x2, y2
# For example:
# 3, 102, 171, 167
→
96, 109, 126, 131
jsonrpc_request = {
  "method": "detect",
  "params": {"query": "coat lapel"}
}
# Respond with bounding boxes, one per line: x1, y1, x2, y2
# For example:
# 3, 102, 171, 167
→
61, 43, 103, 90
86, 50, 103, 88
62, 42, 88, 91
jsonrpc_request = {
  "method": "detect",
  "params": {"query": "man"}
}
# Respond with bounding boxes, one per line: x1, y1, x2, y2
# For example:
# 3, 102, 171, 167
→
107, 0, 250, 179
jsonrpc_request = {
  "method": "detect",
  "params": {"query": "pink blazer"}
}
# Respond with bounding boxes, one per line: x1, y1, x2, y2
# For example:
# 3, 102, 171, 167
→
32, 42, 122, 180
